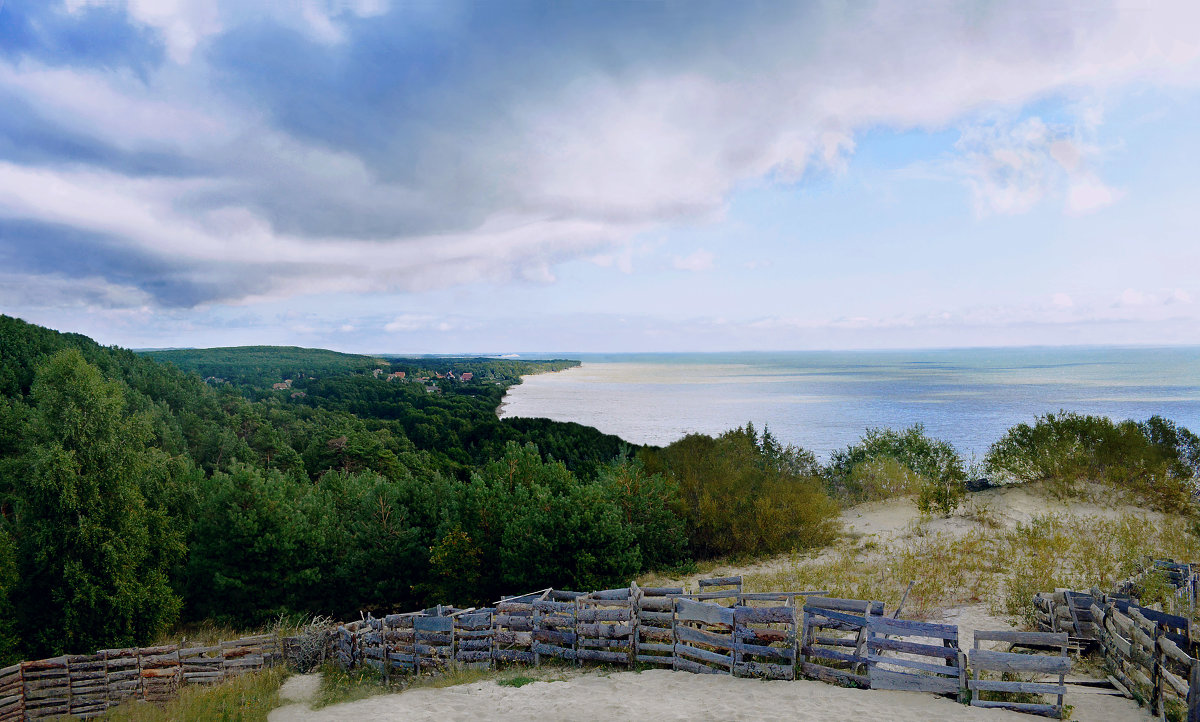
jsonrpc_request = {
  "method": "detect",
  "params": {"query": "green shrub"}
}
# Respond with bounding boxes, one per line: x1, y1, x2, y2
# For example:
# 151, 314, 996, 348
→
986, 412, 1198, 513
827, 425, 966, 515
640, 425, 840, 558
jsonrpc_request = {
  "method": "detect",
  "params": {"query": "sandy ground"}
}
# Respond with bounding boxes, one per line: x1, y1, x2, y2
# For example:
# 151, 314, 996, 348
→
268, 668, 1150, 721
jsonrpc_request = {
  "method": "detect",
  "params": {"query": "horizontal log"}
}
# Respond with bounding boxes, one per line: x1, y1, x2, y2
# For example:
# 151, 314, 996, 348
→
494, 631, 532, 646
806, 597, 885, 616
577, 623, 633, 638
868, 616, 957, 641
803, 606, 868, 629
1163, 667, 1189, 697
456, 651, 491, 663
493, 649, 535, 664
800, 662, 869, 687
813, 635, 858, 648
801, 645, 867, 666
639, 611, 674, 623
675, 625, 734, 651
22, 658, 67, 672
531, 643, 575, 660
680, 591, 740, 601
733, 606, 793, 624
735, 661, 793, 680
576, 609, 631, 623
550, 590, 585, 601
676, 643, 732, 667
869, 667, 959, 694
636, 654, 675, 665
640, 627, 673, 642
640, 587, 684, 596
458, 639, 492, 651
638, 597, 675, 612
576, 649, 629, 664
674, 657, 725, 675
867, 654, 956, 676
587, 588, 632, 601
739, 591, 827, 601
1158, 636, 1192, 666
638, 643, 674, 654
736, 641, 795, 661
495, 617, 533, 630
223, 656, 265, 668
970, 649, 1071, 674
138, 645, 178, 656
577, 638, 630, 649
497, 603, 534, 614
455, 629, 493, 640
971, 700, 1059, 717
532, 630, 576, 645
414, 617, 454, 633
868, 637, 957, 660
0, 664, 19, 677
699, 576, 742, 587
738, 628, 789, 644
533, 600, 576, 614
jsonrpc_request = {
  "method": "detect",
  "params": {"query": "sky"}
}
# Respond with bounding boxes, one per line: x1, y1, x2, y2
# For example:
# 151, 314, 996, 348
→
1, 0, 1199, 354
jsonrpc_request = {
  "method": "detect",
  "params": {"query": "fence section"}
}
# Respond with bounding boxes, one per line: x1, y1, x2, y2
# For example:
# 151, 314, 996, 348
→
865, 616, 963, 695
968, 631, 1070, 718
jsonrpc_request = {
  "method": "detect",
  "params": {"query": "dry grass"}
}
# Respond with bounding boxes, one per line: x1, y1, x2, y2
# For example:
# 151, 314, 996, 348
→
748, 511, 1200, 623
101, 667, 287, 722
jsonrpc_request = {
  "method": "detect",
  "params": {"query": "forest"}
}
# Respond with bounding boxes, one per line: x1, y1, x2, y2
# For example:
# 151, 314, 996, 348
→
1, 313, 1198, 665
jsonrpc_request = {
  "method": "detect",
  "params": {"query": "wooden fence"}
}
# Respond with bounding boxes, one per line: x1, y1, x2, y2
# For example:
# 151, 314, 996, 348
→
0, 635, 283, 720
1033, 559, 1200, 720
324, 576, 1075, 718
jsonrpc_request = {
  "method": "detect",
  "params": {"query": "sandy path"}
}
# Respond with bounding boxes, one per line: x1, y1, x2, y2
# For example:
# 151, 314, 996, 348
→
267, 669, 1149, 721
271, 673, 322, 720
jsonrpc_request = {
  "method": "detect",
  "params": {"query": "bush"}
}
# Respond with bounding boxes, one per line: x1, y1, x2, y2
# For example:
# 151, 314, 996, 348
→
986, 412, 1198, 513
641, 424, 840, 558
827, 425, 966, 515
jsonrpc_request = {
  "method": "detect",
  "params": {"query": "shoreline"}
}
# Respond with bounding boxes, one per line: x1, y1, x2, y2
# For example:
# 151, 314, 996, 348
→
495, 363, 585, 420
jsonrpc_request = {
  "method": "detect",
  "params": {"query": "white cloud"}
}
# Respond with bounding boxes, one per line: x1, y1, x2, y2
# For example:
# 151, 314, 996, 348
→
384, 314, 434, 332
1066, 174, 1123, 214
1052, 293, 1074, 308
672, 249, 715, 272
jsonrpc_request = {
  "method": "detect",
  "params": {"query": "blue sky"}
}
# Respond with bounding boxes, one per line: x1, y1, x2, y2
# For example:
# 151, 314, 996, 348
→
1, 1, 1198, 353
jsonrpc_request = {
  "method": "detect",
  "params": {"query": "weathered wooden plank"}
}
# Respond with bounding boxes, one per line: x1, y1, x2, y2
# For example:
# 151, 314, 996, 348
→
639, 610, 674, 623
806, 597, 885, 616
576, 649, 628, 664
493, 649, 535, 664
867, 616, 957, 641
640, 587, 684, 596
676, 598, 735, 627
868, 636, 958, 660
737, 628, 789, 644
867, 654, 957, 676
800, 662, 869, 687
588, 588, 632, 600
735, 661, 793, 679
577, 622, 633, 638
533, 600, 576, 614
733, 606, 793, 624
578, 638, 631, 649
637, 643, 674, 654
675, 625, 733, 651
801, 645, 867, 666
976, 630, 1068, 646
699, 576, 742, 587
638, 597, 675, 612
636, 654, 676, 665
968, 679, 1068, 696
414, 617, 454, 633
971, 700, 1060, 717
804, 606, 869, 629
639, 627, 673, 642
970, 649, 1071, 674
675, 643, 732, 667
736, 641, 795, 661
576, 609, 631, 623
532, 630, 576, 645
869, 667, 960, 694
531, 643, 576, 660
674, 657, 725, 675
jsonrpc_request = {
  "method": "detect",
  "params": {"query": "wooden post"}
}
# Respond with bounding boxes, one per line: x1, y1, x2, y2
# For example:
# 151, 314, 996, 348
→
957, 649, 968, 704
532, 603, 542, 668
1188, 658, 1200, 722
1152, 626, 1164, 718
671, 596, 679, 673
629, 581, 639, 669
1057, 629, 1068, 716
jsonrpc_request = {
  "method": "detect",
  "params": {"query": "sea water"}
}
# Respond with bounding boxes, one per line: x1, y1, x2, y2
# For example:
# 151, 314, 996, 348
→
497, 347, 1200, 459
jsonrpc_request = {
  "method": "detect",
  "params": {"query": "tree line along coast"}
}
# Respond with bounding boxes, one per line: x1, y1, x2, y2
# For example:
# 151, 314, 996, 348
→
0, 313, 1197, 664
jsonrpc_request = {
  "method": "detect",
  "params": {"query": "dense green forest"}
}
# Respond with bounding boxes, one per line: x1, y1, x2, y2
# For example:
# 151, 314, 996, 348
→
1, 314, 1198, 665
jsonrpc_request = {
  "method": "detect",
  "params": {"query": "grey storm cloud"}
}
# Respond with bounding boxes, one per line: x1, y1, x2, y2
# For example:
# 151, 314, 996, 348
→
0, 0, 1197, 309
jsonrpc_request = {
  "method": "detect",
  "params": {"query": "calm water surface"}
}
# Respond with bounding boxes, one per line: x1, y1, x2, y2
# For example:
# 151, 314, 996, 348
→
498, 347, 1200, 459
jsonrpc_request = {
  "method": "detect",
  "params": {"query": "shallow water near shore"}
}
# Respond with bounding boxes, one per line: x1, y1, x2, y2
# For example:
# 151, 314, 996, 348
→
498, 346, 1200, 458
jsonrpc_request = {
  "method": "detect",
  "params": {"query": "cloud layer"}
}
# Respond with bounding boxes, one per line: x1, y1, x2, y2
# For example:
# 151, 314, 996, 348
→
1, 1, 1199, 342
